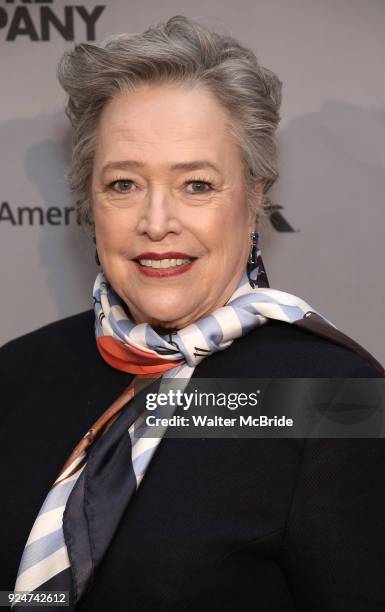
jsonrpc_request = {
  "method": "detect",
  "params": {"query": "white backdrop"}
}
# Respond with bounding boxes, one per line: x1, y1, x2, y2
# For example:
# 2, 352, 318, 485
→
1, 0, 384, 364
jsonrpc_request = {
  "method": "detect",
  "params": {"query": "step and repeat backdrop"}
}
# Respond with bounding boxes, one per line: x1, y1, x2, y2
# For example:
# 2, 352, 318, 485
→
1, 0, 384, 363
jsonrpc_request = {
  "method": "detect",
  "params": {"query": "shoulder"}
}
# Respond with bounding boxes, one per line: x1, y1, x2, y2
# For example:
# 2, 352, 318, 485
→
250, 320, 383, 376
0, 310, 97, 384
196, 319, 384, 377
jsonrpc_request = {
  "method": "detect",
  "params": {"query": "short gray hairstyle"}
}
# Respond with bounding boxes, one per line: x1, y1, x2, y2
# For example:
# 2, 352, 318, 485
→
57, 15, 282, 235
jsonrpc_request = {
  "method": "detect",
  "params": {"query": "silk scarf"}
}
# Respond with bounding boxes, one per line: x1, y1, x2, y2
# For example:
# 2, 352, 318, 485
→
12, 255, 380, 609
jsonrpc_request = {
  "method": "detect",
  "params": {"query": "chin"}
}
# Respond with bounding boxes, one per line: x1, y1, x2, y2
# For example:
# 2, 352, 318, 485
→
133, 300, 197, 329
146, 309, 189, 329
131, 290, 196, 323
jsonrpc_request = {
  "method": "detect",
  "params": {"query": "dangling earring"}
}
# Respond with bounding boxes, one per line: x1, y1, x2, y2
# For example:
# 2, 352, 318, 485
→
247, 231, 259, 288
248, 231, 258, 264
93, 236, 101, 267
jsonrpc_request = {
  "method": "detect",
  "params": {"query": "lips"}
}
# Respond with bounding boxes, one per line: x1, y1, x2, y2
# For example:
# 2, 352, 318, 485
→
132, 251, 197, 278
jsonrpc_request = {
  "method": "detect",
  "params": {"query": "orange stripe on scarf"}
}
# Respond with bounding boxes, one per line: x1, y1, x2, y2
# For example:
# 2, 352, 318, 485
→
97, 336, 185, 374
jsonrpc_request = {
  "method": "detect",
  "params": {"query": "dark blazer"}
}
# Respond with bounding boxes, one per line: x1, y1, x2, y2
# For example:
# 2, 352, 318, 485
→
1, 310, 384, 611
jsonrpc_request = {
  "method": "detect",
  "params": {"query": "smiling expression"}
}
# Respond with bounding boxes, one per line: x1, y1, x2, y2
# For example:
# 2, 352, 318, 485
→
91, 82, 262, 332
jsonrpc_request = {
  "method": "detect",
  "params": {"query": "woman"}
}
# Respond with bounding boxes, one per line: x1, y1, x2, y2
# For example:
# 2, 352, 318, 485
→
1, 15, 384, 612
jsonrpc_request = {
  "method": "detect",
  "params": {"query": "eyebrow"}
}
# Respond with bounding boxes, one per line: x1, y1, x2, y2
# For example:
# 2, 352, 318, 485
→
101, 160, 221, 174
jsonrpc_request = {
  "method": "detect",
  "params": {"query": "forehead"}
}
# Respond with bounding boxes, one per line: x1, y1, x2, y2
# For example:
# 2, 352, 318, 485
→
94, 83, 239, 166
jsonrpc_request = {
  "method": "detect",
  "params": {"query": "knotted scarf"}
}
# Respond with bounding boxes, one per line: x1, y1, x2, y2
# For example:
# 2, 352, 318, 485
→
13, 256, 382, 609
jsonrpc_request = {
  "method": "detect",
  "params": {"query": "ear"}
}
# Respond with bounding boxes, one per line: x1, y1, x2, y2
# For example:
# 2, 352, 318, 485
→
247, 179, 265, 231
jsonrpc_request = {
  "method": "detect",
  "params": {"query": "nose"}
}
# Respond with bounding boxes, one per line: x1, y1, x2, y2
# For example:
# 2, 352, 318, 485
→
136, 187, 182, 240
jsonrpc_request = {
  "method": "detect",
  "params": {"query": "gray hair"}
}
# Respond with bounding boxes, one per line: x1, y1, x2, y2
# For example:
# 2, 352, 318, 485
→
57, 15, 282, 235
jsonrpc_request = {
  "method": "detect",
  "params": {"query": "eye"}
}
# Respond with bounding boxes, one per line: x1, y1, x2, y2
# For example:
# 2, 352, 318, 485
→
185, 180, 213, 194
109, 179, 135, 193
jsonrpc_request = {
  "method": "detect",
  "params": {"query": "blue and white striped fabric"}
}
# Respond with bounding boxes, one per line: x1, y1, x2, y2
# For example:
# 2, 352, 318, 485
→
93, 267, 335, 370
13, 262, 335, 608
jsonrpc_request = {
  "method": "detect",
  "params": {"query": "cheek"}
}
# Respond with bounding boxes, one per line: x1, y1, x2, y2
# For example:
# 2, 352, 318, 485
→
94, 209, 133, 253
210, 200, 249, 252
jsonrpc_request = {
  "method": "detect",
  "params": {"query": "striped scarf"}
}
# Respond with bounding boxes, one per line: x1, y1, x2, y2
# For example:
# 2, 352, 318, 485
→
13, 257, 371, 609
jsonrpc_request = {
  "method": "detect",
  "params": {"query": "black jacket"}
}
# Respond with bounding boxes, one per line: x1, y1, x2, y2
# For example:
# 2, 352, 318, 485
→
0, 310, 384, 611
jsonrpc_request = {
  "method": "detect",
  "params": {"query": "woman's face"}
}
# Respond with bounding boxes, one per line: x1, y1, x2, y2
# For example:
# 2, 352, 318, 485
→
91, 83, 262, 331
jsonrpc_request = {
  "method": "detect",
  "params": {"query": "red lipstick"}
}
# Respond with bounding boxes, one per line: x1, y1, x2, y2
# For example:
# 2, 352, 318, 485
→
132, 252, 197, 278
